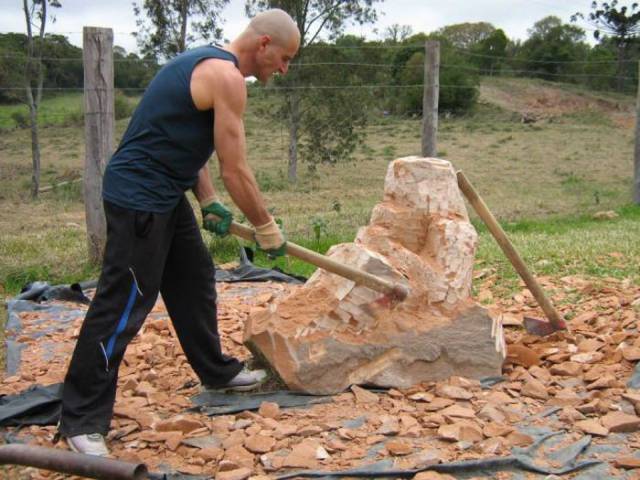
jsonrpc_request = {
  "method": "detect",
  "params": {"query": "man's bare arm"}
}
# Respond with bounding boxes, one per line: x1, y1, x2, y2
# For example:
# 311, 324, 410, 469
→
193, 163, 217, 205
208, 65, 271, 227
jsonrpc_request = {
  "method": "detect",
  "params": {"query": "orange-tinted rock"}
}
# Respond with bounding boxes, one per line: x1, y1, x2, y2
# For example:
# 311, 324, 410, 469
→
575, 419, 608, 437
351, 385, 379, 403
413, 472, 457, 480
245, 434, 275, 454
386, 439, 414, 456
217, 468, 253, 480
258, 402, 280, 419
521, 378, 549, 401
601, 412, 640, 433
244, 157, 504, 394
155, 415, 203, 434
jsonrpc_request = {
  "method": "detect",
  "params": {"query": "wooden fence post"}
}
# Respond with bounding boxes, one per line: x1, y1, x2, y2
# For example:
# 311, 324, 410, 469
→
422, 40, 440, 157
635, 61, 640, 204
83, 26, 114, 264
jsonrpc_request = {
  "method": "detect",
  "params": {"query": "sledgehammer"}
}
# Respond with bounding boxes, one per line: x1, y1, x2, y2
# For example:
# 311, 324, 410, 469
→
207, 216, 409, 302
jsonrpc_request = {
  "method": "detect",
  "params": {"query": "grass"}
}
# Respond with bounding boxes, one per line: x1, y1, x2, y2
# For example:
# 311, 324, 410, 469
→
0, 93, 84, 129
473, 204, 640, 296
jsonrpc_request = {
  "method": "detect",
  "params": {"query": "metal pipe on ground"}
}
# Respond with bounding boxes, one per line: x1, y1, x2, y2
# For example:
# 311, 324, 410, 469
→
0, 444, 148, 480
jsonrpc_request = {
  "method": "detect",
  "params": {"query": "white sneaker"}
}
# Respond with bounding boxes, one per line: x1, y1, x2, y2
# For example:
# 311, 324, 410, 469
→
66, 433, 110, 457
204, 368, 267, 392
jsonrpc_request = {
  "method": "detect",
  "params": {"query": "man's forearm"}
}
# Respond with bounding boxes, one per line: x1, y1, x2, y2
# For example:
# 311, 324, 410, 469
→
221, 164, 271, 227
194, 163, 217, 205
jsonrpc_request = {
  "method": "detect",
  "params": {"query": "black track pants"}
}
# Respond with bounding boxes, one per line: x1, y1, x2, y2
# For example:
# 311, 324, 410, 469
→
58, 198, 243, 437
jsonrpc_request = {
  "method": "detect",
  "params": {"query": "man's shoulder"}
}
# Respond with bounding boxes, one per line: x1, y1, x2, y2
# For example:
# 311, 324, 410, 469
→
196, 58, 244, 87
192, 57, 245, 111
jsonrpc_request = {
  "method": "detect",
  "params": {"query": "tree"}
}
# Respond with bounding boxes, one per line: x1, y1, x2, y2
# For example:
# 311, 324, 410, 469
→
473, 28, 508, 75
391, 34, 479, 116
518, 16, 588, 81
245, 0, 381, 183
22, 0, 61, 198
572, 1, 640, 90
436, 22, 496, 50
133, 0, 230, 59
382, 24, 413, 43
113, 46, 159, 93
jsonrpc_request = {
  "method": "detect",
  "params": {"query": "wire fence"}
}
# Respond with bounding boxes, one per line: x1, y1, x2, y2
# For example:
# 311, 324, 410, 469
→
1, 39, 637, 169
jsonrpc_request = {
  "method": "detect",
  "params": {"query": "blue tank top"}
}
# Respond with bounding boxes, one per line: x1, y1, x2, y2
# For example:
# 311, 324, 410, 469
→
103, 45, 239, 212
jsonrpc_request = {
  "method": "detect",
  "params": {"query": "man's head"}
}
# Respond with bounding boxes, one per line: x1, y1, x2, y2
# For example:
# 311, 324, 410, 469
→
236, 9, 300, 84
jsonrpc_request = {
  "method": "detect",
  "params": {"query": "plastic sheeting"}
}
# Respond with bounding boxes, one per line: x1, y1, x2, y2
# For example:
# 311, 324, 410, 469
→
275, 430, 603, 479
214, 247, 305, 284
0, 383, 332, 427
13, 248, 303, 305
0, 384, 62, 427
628, 362, 640, 389
190, 390, 333, 416
15, 281, 93, 304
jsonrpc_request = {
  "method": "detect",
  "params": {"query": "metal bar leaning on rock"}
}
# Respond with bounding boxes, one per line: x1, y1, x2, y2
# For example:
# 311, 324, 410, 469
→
456, 170, 567, 336
0, 444, 148, 480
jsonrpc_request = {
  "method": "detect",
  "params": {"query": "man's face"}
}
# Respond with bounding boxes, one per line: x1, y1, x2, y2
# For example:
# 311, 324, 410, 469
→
255, 36, 299, 84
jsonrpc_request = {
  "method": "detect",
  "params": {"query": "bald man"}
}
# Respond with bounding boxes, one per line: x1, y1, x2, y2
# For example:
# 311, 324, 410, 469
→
58, 9, 300, 456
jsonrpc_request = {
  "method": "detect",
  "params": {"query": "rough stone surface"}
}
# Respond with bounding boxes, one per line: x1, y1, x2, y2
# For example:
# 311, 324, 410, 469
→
245, 157, 504, 394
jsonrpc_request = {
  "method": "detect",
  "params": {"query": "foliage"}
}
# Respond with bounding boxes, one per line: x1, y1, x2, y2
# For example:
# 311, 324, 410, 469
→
390, 34, 480, 115
517, 16, 589, 81
473, 28, 508, 75
572, 1, 640, 91
245, 0, 382, 182
22, 0, 62, 199
572, 0, 640, 43
114, 91, 135, 119
133, 0, 230, 59
381, 24, 413, 43
114, 46, 159, 93
0, 34, 157, 105
436, 22, 496, 49
294, 37, 377, 170
310, 216, 328, 245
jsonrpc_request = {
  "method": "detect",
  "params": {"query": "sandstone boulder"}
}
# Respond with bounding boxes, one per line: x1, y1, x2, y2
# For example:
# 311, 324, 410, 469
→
245, 157, 504, 394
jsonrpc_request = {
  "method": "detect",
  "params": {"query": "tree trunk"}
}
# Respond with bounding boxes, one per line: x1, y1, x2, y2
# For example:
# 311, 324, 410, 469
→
288, 90, 300, 183
179, 0, 188, 53
23, 0, 45, 199
634, 61, 640, 204
617, 42, 626, 92
26, 85, 40, 198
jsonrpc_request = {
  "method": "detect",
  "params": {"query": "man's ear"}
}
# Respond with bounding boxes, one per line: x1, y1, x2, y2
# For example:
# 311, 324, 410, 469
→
259, 34, 272, 50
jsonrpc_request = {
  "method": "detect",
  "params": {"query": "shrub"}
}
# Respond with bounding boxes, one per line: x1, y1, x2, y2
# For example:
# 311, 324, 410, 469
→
11, 110, 29, 128
114, 91, 134, 120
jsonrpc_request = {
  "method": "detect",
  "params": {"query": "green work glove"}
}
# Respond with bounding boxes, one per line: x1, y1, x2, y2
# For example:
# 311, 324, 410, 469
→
254, 217, 287, 258
201, 198, 233, 236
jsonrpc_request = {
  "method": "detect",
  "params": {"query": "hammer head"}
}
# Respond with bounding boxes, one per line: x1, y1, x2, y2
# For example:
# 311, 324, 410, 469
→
523, 316, 568, 337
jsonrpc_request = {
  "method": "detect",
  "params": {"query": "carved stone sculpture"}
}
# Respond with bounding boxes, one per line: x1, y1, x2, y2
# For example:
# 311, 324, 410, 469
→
245, 156, 504, 394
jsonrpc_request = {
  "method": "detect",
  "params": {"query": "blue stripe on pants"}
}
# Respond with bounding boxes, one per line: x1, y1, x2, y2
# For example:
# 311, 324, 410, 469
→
105, 280, 138, 359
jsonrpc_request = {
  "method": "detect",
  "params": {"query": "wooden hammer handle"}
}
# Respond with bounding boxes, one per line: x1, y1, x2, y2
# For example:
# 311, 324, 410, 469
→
456, 171, 565, 330
213, 217, 409, 300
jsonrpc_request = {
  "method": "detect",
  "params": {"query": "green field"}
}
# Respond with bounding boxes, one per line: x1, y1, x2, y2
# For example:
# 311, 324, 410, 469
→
1, 76, 638, 300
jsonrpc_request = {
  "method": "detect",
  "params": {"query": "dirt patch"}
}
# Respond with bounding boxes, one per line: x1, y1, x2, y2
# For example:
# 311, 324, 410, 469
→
480, 78, 635, 127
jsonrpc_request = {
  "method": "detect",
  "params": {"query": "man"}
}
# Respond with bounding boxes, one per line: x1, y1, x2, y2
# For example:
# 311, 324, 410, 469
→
58, 9, 300, 456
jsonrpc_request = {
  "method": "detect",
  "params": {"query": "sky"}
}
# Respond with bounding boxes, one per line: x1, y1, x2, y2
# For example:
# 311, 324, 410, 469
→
0, 0, 601, 54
